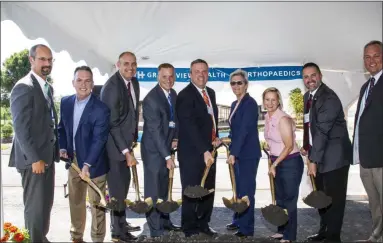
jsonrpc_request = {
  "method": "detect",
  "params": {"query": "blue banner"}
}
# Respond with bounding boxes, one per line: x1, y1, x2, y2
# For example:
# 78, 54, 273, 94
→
136, 66, 302, 82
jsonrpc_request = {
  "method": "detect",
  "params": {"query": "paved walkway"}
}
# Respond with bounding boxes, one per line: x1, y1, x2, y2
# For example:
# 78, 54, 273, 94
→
1, 147, 370, 242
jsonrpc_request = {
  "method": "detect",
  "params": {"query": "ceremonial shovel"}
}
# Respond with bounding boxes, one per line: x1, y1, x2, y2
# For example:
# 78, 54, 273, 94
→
261, 148, 289, 227
220, 137, 250, 214
183, 145, 221, 198
302, 156, 332, 209
156, 148, 182, 214
124, 142, 154, 214
60, 157, 118, 211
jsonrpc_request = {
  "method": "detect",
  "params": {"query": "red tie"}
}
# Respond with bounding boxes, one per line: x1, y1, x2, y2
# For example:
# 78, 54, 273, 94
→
202, 90, 216, 141
303, 94, 313, 150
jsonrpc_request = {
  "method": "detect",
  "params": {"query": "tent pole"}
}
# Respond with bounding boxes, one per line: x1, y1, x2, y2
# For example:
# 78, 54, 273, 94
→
0, 154, 4, 238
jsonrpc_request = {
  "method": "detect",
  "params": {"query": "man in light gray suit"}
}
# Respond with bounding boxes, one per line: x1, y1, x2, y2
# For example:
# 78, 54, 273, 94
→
9, 44, 59, 242
100, 51, 140, 242
141, 63, 181, 238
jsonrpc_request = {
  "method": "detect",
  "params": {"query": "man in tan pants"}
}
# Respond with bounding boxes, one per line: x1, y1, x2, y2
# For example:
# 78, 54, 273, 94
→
58, 66, 111, 242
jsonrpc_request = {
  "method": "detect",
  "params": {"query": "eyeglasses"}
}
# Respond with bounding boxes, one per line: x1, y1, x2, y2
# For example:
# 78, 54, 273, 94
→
230, 81, 244, 86
35, 57, 55, 63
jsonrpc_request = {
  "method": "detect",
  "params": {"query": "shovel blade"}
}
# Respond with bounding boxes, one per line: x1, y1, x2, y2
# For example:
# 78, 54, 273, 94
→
157, 201, 180, 214
184, 185, 213, 198
261, 204, 289, 226
222, 197, 233, 210
303, 191, 332, 209
232, 197, 250, 214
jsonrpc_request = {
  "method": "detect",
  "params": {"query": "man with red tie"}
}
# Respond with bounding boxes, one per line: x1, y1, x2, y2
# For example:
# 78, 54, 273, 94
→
300, 62, 352, 243
176, 59, 221, 238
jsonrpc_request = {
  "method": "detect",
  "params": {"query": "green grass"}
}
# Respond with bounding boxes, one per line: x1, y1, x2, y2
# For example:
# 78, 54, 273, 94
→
1, 143, 10, 150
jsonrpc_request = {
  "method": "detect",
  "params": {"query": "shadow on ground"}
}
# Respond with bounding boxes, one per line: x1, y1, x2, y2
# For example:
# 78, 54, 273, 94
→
124, 200, 370, 242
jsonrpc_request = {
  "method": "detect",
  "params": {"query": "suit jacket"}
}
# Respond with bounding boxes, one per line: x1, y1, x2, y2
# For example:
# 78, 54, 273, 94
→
9, 73, 59, 170
58, 94, 110, 178
100, 71, 140, 161
304, 83, 352, 173
229, 93, 261, 160
353, 74, 383, 168
176, 83, 218, 179
141, 84, 178, 171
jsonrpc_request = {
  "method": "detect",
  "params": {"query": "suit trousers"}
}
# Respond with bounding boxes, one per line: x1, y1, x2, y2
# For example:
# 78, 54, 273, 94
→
68, 156, 107, 242
143, 162, 172, 237
360, 166, 383, 242
231, 157, 259, 236
181, 163, 216, 235
106, 159, 131, 237
19, 163, 55, 243
275, 155, 304, 241
315, 164, 349, 241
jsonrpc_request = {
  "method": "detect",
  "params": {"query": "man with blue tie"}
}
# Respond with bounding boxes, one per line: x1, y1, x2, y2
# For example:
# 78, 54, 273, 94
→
58, 66, 110, 243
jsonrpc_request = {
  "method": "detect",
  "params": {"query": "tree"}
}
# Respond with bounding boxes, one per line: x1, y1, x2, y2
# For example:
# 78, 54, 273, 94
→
289, 88, 304, 121
1, 49, 53, 107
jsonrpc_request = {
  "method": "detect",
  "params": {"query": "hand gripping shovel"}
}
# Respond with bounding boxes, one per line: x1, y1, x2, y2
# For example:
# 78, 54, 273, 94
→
302, 156, 332, 209
124, 142, 154, 214
60, 157, 118, 210
261, 148, 289, 227
156, 147, 182, 213
183, 145, 220, 198
220, 137, 250, 214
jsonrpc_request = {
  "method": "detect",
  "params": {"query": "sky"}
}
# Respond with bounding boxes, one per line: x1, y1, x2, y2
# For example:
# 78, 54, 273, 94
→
1, 20, 109, 98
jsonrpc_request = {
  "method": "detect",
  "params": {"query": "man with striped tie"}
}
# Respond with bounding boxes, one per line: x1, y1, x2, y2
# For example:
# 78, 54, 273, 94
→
176, 59, 221, 238
141, 63, 181, 238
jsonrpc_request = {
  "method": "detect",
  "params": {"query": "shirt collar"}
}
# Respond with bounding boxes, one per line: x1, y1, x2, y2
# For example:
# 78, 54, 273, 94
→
119, 71, 132, 85
191, 81, 206, 94
159, 85, 171, 98
30, 70, 47, 88
310, 83, 322, 97
75, 93, 91, 105
371, 69, 382, 84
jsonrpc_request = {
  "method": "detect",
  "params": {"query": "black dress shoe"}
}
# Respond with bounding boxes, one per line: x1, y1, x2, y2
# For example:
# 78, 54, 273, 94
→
226, 223, 239, 231
125, 223, 141, 232
234, 231, 248, 238
307, 233, 326, 242
164, 223, 182, 231
200, 227, 218, 237
184, 231, 199, 238
121, 232, 138, 241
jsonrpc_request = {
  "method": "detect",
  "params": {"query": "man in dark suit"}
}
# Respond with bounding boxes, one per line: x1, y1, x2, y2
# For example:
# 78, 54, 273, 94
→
58, 66, 110, 243
353, 40, 383, 242
176, 59, 221, 238
9, 44, 59, 242
300, 62, 352, 242
100, 51, 140, 242
141, 63, 181, 238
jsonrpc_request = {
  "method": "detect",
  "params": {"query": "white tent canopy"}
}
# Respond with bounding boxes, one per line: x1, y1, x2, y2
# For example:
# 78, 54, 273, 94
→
1, 1, 382, 109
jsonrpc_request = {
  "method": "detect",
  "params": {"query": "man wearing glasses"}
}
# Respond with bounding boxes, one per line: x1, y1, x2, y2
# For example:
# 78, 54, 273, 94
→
9, 44, 59, 242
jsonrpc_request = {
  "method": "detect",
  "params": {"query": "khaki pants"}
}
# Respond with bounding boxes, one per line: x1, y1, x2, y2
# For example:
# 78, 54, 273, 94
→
360, 166, 383, 242
68, 156, 107, 242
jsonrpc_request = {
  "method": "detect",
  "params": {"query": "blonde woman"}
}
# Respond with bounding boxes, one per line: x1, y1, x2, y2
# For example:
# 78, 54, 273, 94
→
263, 87, 303, 243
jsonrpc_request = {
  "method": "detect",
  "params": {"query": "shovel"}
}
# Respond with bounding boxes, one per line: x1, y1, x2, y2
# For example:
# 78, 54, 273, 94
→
183, 145, 220, 198
156, 147, 182, 214
60, 157, 118, 211
261, 149, 289, 227
220, 137, 250, 214
302, 157, 332, 209
124, 142, 154, 214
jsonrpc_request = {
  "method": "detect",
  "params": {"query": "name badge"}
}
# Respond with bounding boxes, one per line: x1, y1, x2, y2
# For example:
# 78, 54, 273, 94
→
169, 121, 175, 128
304, 113, 310, 123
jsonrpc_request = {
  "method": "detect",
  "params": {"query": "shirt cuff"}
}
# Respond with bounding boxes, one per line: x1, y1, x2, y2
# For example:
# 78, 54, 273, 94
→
122, 148, 130, 155
165, 155, 171, 160
84, 163, 91, 167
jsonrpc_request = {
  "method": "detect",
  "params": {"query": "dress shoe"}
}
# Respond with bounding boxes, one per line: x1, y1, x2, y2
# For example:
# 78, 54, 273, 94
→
164, 223, 182, 231
234, 231, 248, 238
307, 233, 326, 242
200, 226, 218, 237
125, 223, 141, 232
111, 232, 137, 242
184, 231, 199, 238
226, 223, 239, 231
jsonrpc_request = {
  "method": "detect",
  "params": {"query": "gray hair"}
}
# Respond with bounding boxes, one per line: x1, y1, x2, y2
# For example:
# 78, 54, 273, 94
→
29, 44, 50, 58
364, 40, 383, 51
229, 69, 249, 84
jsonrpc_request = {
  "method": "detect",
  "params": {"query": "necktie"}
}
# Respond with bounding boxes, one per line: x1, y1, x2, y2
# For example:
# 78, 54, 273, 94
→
127, 81, 131, 96
366, 77, 375, 101
44, 82, 52, 108
167, 94, 174, 121
202, 90, 216, 141
303, 94, 313, 150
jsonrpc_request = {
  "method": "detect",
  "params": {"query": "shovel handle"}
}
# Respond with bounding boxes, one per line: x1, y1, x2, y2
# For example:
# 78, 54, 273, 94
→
70, 162, 107, 207
201, 147, 218, 187
131, 164, 141, 202
263, 148, 276, 205
305, 156, 317, 191
228, 163, 237, 201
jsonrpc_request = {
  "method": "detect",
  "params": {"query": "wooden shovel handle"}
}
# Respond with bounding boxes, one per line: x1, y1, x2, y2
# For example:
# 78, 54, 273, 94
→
201, 148, 217, 187
263, 148, 276, 205
305, 156, 317, 191
131, 164, 140, 202
228, 163, 237, 201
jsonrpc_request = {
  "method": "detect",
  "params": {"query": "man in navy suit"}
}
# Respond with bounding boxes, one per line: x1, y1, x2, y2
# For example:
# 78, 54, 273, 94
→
58, 66, 110, 243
